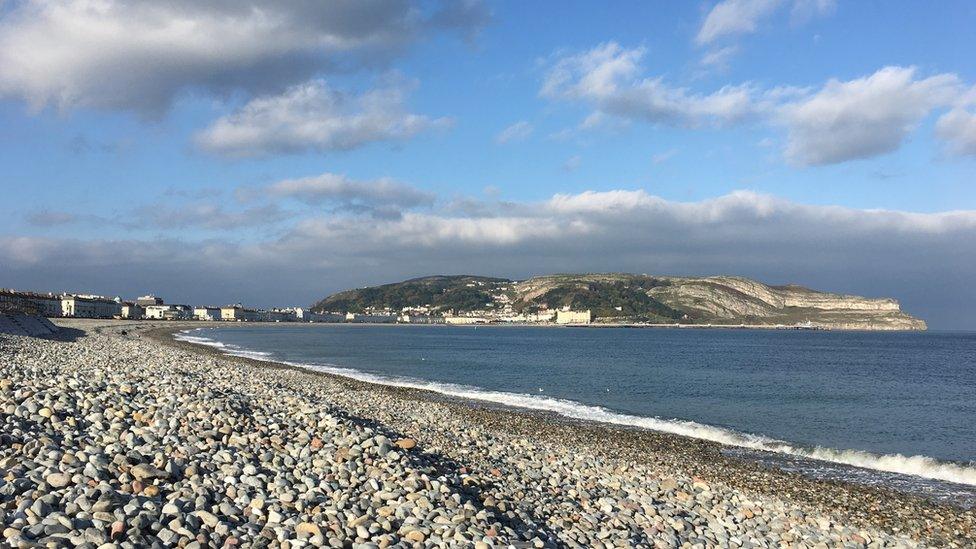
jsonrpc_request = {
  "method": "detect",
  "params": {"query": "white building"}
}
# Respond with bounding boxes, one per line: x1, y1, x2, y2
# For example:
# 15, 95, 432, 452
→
145, 304, 192, 320
193, 307, 222, 321
221, 306, 262, 322
556, 309, 592, 325
444, 316, 487, 325
345, 313, 396, 323
144, 305, 169, 319
61, 295, 122, 319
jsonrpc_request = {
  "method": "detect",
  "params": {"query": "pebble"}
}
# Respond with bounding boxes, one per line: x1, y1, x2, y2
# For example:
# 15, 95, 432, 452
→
45, 472, 72, 488
395, 438, 417, 450
0, 320, 964, 549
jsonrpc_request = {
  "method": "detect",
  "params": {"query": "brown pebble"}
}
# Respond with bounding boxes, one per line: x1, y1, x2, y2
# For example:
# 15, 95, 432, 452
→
110, 521, 125, 540
395, 438, 416, 450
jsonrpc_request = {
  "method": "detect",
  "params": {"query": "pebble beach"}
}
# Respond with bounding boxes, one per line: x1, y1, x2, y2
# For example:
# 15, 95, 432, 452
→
1, 319, 974, 548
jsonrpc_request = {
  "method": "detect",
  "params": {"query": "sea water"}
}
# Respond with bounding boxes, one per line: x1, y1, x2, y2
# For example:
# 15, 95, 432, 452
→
176, 324, 976, 506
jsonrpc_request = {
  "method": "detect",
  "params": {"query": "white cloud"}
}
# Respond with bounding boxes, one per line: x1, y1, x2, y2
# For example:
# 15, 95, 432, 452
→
265, 173, 436, 212
196, 79, 452, 157
935, 109, 976, 157
542, 42, 761, 128
696, 0, 836, 45
697, 0, 783, 45
0, 0, 488, 115
544, 48, 973, 166
495, 121, 534, 144
5, 189, 976, 327
779, 66, 962, 166
541, 43, 642, 101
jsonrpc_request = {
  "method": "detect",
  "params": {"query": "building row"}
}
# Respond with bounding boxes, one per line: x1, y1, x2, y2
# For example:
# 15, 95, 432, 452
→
1, 290, 124, 319
1, 289, 593, 325
0, 290, 344, 323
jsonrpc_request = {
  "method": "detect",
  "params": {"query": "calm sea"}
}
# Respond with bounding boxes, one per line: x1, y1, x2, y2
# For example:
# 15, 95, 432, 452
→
176, 325, 976, 506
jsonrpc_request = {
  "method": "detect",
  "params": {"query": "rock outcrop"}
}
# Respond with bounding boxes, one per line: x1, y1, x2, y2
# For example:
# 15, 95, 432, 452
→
644, 276, 924, 330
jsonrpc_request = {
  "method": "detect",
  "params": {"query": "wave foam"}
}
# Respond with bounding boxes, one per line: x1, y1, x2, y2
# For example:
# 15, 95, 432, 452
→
174, 329, 976, 487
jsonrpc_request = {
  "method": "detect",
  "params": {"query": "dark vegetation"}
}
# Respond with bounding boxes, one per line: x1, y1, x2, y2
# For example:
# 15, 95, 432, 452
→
527, 280, 684, 321
312, 275, 511, 314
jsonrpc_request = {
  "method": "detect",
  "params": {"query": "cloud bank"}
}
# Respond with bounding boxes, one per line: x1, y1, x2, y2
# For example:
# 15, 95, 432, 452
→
0, 0, 487, 115
5, 190, 976, 329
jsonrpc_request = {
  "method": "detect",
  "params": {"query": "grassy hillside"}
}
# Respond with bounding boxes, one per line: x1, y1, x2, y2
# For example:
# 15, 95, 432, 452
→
515, 278, 683, 322
312, 275, 511, 314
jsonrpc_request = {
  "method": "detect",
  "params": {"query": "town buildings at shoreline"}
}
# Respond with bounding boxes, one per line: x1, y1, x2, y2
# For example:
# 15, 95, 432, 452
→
0, 288, 594, 325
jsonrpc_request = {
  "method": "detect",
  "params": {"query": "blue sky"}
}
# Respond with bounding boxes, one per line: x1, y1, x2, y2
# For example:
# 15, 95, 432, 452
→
1, 1, 975, 328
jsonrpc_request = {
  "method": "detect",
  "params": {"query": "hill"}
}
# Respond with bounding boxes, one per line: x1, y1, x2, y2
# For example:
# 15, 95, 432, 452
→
312, 275, 510, 315
311, 273, 926, 330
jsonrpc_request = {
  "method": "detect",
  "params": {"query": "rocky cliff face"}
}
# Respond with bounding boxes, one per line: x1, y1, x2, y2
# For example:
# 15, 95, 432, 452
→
645, 276, 923, 330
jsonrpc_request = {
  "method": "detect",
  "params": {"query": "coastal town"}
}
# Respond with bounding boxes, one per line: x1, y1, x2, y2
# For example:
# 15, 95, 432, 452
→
0, 287, 593, 325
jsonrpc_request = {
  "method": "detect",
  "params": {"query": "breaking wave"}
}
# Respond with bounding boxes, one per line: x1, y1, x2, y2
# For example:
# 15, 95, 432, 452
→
174, 331, 272, 361
174, 328, 976, 487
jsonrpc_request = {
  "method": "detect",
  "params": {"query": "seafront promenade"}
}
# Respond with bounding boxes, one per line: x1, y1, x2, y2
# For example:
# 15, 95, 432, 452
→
1, 319, 972, 547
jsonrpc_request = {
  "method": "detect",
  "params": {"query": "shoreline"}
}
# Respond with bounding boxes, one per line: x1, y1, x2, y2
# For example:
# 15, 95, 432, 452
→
2, 319, 972, 547
173, 324, 976, 490
110, 318, 928, 332
153, 322, 975, 544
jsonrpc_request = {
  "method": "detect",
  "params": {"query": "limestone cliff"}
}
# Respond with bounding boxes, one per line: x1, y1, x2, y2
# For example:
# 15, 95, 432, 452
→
511, 274, 925, 330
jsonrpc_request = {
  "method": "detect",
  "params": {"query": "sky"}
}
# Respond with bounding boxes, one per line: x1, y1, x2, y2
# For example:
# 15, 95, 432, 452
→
1, 0, 975, 329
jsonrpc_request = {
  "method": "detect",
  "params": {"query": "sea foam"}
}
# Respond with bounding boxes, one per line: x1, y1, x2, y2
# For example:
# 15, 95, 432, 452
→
174, 328, 976, 487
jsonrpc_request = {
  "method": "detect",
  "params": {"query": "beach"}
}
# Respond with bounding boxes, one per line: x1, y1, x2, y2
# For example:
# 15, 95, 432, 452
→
1, 319, 973, 548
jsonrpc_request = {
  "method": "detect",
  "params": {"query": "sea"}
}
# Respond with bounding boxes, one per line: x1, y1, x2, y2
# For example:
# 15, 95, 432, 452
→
175, 324, 976, 507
